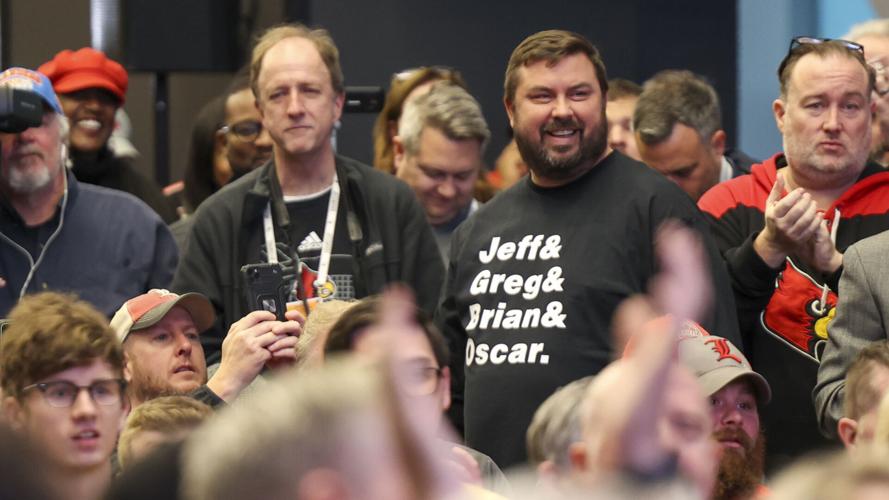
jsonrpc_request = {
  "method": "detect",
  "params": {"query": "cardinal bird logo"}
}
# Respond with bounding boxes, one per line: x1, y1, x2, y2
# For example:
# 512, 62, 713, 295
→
761, 258, 836, 363
298, 262, 337, 301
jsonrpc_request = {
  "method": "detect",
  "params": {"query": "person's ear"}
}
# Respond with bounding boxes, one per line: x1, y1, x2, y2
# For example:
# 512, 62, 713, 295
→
122, 350, 134, 383
773, 98, 787, 133
392, 136, 406, 175
296, 468, 348, 500
217, 127, 229, 152
536, 459, 557, 480
838, 417, 859, 450
709, 129, 727, 157
333, 92, 345, 123
2, 396, 26, 430
504, 98, 516, 129
568, 441, 588, 472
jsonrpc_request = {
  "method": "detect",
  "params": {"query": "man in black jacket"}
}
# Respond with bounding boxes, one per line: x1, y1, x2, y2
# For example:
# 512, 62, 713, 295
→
172, 24, 443, 361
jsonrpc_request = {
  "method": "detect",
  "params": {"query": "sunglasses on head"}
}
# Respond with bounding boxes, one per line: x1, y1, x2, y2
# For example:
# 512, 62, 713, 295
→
778, 36, 867, 84
787, 36, 864, 55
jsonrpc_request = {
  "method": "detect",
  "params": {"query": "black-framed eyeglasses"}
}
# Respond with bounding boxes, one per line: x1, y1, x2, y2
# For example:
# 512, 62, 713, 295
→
401, 365, 444, 397
219, 120, 263, 142
22, 379, 126, 408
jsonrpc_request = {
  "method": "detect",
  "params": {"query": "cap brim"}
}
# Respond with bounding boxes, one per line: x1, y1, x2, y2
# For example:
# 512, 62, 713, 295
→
52, 74, 125, 103
698, 366, 772, 405
131, 293, 216, 333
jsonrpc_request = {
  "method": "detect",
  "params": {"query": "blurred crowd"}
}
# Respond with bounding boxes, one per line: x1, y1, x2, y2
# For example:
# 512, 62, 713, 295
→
4, 18, 889, 500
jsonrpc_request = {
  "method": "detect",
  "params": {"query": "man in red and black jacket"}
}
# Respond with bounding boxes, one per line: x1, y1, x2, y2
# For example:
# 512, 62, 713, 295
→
698, 37, 889, 472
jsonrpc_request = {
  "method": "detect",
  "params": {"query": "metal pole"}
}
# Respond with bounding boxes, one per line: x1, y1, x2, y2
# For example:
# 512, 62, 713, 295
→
153, 72, 169, 187
90, 0, 121, 58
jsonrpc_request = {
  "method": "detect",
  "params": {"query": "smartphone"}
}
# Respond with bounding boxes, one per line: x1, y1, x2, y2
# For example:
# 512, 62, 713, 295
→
241, 262, 292, 321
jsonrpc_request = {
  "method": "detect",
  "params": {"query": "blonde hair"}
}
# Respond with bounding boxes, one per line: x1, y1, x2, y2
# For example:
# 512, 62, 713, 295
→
770, 449, 889, 500
296, 300, 356, 366
182, 359, 431, 500
117, 396, 212, 469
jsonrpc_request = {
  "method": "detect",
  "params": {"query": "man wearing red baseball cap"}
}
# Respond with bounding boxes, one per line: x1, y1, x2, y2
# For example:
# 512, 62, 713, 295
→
111, 289, 301, 408
39, 48, 176, 223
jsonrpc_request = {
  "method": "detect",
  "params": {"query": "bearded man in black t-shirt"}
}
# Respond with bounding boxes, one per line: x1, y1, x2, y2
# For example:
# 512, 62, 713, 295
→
435, 29, 740, 468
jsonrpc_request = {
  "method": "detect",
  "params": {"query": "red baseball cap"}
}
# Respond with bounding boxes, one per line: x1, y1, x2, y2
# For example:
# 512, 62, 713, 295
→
110, 289, 215, 342
38, 47, 128, 103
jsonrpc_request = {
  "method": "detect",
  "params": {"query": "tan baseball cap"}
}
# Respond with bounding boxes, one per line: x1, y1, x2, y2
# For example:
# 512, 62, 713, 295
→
110, 289, 215, 342
678, 334, 771, 405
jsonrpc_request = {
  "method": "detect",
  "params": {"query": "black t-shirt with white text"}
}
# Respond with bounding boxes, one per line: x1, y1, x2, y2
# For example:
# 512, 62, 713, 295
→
436, 151, 741, 468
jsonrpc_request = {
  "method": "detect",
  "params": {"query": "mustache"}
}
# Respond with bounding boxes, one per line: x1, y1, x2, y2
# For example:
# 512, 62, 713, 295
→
713, 426, 754, 452
9, 146, 45, 158
541, 118, 584, 133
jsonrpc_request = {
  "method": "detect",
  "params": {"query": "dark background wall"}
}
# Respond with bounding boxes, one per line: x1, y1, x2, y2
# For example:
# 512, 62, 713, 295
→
319, 0, 738, 168
5, 0, 737, 184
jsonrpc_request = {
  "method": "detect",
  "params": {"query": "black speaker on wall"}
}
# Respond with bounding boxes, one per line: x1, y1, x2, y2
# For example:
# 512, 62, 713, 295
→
122, 0, 241, 72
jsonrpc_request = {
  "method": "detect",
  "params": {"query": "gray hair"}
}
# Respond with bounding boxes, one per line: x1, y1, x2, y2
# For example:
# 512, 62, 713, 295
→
633, 70, 722, 146
526, 375, 595, 471
397, 81, 490, 157
844, 18, 889, 42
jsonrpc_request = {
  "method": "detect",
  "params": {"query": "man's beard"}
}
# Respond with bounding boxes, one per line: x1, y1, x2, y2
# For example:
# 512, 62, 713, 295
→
4, 163, 53, 194
713, 428, 766, 500
514, 110, 608, 183
127, 360, 205, 404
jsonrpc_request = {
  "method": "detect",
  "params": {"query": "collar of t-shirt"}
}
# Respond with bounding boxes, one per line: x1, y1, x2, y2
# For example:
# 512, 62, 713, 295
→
282, 184, 333, 204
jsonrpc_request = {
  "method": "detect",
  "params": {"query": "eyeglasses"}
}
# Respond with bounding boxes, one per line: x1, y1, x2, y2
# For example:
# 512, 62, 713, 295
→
22, 379, 126, 408
400, 365, 443, 397
779, 36, 866, 79
219, 120, 263, 142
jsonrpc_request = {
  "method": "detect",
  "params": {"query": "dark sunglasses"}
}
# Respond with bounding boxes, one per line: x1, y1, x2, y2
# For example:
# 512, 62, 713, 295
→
788, 36, 864, 54
779, 36, 866, 78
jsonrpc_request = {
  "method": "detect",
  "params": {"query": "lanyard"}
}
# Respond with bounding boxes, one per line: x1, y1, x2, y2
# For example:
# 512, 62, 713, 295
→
262, 174, 340, 294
